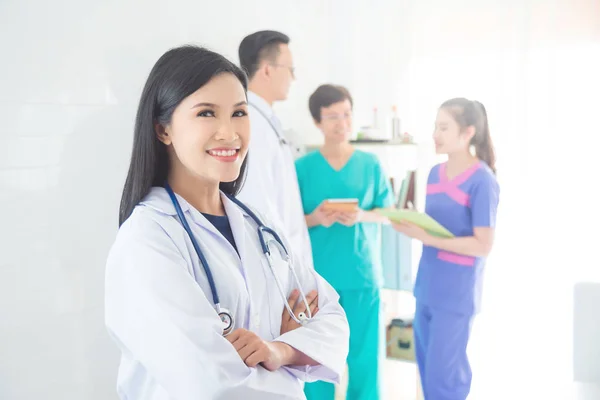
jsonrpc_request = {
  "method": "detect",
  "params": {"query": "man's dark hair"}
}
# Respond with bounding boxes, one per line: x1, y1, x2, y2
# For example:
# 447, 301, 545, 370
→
308, 84, 354, 123
238, 30, 290, 79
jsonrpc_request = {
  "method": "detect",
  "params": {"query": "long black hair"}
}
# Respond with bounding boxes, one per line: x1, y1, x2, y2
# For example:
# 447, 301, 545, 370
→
441, 98, 496, 174
119, 45, 249, 226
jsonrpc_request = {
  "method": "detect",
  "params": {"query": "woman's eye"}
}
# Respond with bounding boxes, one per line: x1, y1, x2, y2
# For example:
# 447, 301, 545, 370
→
197, 110, 215, 117
233, 110, 247, 117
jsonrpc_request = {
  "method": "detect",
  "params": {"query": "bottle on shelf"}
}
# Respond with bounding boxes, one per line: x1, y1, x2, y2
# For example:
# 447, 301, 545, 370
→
391, 105, 401, 140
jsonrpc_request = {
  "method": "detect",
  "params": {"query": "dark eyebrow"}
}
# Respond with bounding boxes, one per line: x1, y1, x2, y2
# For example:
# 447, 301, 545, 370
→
191, 102, 216, 109
190, 101, 247, 109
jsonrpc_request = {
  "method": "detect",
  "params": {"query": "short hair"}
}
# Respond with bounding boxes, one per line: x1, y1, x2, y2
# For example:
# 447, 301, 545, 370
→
238, 30, 290, 79
308, 84, 354, 122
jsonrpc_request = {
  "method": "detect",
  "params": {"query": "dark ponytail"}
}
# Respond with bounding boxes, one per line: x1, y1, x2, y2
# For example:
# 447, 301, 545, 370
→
440, 98, 496, 174
471, 101, 495, 174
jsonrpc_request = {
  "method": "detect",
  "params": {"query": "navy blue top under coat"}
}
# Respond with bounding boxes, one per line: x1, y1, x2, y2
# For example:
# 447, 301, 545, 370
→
201, 213, 239, 255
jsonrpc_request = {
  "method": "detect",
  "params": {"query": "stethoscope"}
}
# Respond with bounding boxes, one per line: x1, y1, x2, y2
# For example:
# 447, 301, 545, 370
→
248, 101, 301, 153
164, 183, 312, 336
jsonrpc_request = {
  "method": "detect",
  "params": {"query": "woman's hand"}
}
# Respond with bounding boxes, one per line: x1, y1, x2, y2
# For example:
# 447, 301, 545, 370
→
336, 209, 363, 227
391, 221, 433, 245
280, 289, 319, 335
307, 203, 338, 228
226, 329, 290, 371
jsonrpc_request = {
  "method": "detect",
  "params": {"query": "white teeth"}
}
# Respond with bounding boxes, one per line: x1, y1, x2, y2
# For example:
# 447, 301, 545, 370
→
209, 149, 237, 157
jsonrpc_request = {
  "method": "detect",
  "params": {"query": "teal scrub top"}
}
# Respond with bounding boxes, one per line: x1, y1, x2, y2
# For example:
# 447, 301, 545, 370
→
295, 150, 394, 290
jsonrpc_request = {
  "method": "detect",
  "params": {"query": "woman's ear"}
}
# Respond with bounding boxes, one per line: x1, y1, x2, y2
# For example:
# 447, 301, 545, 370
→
155, 123, 172, 145
464, 125, 476, 143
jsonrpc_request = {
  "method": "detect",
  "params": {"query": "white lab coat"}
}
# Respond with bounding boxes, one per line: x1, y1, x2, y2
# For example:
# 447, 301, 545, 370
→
237, 91, 314, 269
105, 187, 349, 400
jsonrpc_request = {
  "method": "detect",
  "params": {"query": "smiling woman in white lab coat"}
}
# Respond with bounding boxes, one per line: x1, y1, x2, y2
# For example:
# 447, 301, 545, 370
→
105, 45, 349, 400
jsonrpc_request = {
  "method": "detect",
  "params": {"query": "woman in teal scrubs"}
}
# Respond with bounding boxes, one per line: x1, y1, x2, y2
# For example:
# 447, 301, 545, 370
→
296, 84, 393, 400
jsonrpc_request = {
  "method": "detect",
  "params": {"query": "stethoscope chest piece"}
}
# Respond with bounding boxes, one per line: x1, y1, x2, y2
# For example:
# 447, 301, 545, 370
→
219, 309, 234, 336
298, 312, 309, 325
164, 182, 313, 336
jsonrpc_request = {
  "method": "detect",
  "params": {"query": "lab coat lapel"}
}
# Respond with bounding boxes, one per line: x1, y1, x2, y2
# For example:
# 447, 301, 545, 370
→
222, 194, 247, 264
222, 194, 267, 325
175, 194, 225, 241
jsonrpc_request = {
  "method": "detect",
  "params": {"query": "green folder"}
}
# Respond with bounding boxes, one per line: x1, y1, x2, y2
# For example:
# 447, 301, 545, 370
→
377, 209, 455, 238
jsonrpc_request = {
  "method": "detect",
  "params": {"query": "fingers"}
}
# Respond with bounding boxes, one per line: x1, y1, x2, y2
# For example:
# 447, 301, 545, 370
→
245, 345, 268, 367
283, 289, 300, 322
292, 293, 307, 316
336, 218, 351, 227
281, 289, 302, 334
308, 291, 319, 317
335, 213, 347, 223
391, 222, 407, 231
336, 212, 357, 226
294, 290, 317, 318
325, 215, 337, 224
227, 329, 268, 367
318, 204, 333, 215
227, 329, 252, 351
225, 328, 244, 344
238, 335, 262, 361
391, 221, 419, 239
321, 211, 338, 227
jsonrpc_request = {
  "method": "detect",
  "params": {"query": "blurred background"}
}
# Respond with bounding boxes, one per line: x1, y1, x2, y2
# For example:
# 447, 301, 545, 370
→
1, 0, 599, 399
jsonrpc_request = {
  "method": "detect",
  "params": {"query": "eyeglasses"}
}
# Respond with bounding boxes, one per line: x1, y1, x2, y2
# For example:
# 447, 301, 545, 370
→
321, 112, 352, 122
270, 64, 295, 78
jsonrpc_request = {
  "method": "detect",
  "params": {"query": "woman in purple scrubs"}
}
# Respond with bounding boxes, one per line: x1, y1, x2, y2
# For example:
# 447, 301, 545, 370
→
392, 98, 500, 400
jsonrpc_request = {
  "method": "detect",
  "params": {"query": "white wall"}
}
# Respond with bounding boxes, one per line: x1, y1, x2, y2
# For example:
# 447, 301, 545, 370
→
3, 0, 600, 399
0, 1, 350, 398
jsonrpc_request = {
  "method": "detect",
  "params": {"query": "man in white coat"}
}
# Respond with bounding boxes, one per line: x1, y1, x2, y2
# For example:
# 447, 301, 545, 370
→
237, 30, 314, 269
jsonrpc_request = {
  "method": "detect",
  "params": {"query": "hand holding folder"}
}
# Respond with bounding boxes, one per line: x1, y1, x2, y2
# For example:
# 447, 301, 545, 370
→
377, 209, 454, 238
